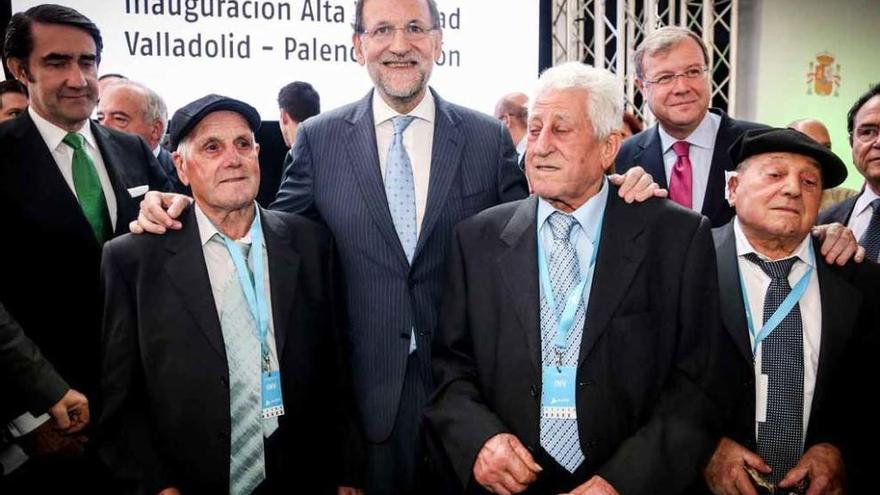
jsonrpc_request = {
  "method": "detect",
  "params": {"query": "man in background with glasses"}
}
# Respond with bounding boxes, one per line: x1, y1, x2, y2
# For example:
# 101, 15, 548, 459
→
616, 26, 766, 228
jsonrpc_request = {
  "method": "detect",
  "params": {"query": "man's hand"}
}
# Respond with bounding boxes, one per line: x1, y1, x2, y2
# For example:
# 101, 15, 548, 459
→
48, 388, 89, 433
812, 223, 865, 265
18, 421, 87, 457
565, 475, 620, 495
129, 191, 192, 234
473, 433, 542, 495
337, 487, 364, 495
779, 443, 845, 495
157, 488, 181, 495
608, 166, 668, 203
704, 437, 771, 495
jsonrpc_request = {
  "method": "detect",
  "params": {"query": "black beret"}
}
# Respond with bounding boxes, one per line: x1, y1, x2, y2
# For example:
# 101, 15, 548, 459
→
728, 127, 847, 189
168, 94, 261, 150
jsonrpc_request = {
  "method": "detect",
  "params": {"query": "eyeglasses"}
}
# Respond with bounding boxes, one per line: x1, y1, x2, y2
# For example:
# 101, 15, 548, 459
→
852, 125, 879, 143
642, 67, 708, 86
360, 24, 436, 42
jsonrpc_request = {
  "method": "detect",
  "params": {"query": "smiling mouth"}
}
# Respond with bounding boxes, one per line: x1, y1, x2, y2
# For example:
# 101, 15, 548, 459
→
382, 60, 417, 68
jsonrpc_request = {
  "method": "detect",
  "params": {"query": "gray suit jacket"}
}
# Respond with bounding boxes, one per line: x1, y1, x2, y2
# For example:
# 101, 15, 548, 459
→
271, 88, 528, 442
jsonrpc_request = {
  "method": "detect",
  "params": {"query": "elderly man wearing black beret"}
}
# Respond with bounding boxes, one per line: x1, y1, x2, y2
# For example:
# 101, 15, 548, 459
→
98, 95, 357, 494
702, 128, 880, 495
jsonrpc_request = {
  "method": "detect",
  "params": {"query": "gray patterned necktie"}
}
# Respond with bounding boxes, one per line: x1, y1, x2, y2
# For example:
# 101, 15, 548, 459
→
860, 198, 880, 262
745, 253, 803, 485
539, 212, 586, 473
217, 239, 266, 494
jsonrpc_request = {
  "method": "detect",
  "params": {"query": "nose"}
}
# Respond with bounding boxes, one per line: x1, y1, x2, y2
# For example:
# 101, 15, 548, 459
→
530, 127, 555, 157
780, 172, 803, 197
388, 28, 411, 54
64, 65, 89, 89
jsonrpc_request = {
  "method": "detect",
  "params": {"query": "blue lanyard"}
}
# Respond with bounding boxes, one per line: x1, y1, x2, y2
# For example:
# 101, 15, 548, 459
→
217, 208, 272, 367
738, 244, 814, 355
537, 209, 604, 356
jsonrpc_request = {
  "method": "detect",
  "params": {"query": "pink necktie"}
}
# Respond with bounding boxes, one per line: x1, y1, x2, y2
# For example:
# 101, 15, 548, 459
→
669, 141, 693, 209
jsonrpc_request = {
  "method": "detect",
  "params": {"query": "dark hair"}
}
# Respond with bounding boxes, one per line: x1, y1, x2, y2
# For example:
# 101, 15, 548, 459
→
0, 79, 28, 99
98, 73, 126, 81
353, 0, 441, 33
277, 81, 320, 123
3, 4, 103, 69
847, 82, 880, 140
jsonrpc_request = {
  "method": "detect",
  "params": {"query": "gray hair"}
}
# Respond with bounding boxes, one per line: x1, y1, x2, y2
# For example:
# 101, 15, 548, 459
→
633, 26, 709, 79
531, 61, 623, 140
105, 79, 169, 134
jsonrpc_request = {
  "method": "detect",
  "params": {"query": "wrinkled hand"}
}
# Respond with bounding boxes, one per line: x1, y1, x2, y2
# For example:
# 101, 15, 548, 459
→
608, 166, 668, 203
812, 223, 865, 265
129, 191, 191, 234
704, 437, 770, 495
48, 388, 89, 433
337, 487, 364, 495
779, 443, 844, 495
565, 475, 619, 495
473, 433, 543, 495
19, 420, 87, 457
157, 488, 181, 495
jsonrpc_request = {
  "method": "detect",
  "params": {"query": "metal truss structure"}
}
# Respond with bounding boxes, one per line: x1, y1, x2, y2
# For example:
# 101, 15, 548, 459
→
551, 0, 739, 125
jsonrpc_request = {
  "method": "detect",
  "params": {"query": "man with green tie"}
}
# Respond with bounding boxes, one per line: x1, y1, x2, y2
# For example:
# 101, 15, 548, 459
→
0, 4, 170, 492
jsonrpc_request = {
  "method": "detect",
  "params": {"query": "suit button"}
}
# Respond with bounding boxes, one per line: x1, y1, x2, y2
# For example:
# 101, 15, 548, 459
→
529, 385, 538, 398
220, 377, 227, 387
400, 332, 410, 339
578, 379, 594, 387
419, 331, 427, 337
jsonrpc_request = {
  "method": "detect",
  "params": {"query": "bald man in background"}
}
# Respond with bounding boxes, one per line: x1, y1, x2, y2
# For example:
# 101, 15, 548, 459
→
494, 92, 529, 167
787, 118, 858, 210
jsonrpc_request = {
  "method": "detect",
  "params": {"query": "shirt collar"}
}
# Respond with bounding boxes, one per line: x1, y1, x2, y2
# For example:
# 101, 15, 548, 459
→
852, 183, 880, 217
537, 176, 609, 242
516, 135, 528, 156
152, 144, 162, 157
29, 106, 97, 153
194, 202, 257, 247
733, 216, 813, 266
658, 110, 720, 153
372, 88, 435, 127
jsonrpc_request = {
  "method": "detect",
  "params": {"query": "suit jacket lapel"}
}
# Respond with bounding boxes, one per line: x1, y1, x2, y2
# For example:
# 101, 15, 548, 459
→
497, 196, 542, 376
713, 221, 753, 362
634, 127, 667, 189
578, 190, 647, 365
702, 109, 734, 220
91, 122, 137, 236
414, 89, 464, 261
343, 91, 410, 269
164, 206, 226, 359
260, 208, 301, 358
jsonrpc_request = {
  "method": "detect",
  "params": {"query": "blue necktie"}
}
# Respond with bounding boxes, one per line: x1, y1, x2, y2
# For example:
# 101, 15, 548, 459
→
539, 212, 586, 473
217, 239, 268, 494
385, 116, 419, 354
746, 254, 803, 485
860, 198, 880, 262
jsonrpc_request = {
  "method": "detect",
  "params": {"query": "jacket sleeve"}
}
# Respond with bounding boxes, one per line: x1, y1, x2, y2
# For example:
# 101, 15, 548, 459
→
270, 124, 320, 220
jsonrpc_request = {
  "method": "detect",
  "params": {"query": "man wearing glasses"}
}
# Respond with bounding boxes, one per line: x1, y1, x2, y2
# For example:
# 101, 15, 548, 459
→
616, 26, 766, 227
819, 83, 880, 264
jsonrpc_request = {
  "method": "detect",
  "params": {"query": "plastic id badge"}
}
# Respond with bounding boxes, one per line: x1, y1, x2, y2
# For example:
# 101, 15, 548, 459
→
261, 370, 285, 419
541, 366, 577, 419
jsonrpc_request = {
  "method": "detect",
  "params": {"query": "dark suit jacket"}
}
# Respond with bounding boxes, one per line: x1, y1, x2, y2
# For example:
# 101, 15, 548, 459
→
271, 88, 528, 442
425, 189, 738, 494
615, 109, 766, 227
0, 302, 68, 424
99, 205, 350, 494
156, 147, 190, 195
817, 192, 859, 226
711, 221, 880, 494
0, 112, 172, 404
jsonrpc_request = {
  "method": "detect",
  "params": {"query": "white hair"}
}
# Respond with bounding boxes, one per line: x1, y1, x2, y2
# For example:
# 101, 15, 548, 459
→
531, 61, 624, 140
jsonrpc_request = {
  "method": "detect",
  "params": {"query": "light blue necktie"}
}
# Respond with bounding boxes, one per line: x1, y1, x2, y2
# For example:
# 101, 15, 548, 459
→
217, 239, 268, 495
539, 212, 586, 473
385, 115, 419, 353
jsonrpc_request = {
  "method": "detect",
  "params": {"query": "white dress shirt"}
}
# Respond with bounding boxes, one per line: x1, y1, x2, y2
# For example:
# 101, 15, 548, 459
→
373, 90, 435, 236
658, 111, 721, 214
734, 219, 821, 440
846, 185, 880, 247
28, 106, 118, 229
516, 135, 528, 165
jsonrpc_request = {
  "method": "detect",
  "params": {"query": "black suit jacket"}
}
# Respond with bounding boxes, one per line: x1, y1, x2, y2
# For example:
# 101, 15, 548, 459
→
0, 302, 68, 424
817, 192, 859, 226
711, 221, 880, 493
156, 147, 190, 195
98, 205, 351, 494
0, 112, 171, 404
425, 189, 738, 494
615, 109, 766, 227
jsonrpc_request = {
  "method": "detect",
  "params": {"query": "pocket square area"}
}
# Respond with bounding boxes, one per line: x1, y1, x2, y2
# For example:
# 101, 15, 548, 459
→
127, 185, 149, 198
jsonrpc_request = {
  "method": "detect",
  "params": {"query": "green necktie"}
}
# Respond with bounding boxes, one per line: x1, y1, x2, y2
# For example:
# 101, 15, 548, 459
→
62, 132, 111, 243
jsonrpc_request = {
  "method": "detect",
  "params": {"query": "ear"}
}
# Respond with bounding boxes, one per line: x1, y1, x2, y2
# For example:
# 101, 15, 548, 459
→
6, 58, 27, 84
173, 151, 190, 186
149, 120, 163, 146
635, 78, 646, 92
600, 130, 623, 173
353, 33, 366, 66
727, 173, 739, 207
280, 111, 290, 125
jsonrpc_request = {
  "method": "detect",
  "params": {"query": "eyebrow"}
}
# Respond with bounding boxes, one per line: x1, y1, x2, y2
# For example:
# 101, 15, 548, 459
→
41, 52, 97, 63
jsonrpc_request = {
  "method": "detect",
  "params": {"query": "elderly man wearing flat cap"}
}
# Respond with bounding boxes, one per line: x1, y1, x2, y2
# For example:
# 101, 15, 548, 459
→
98, 95, 354, 494
702, 128, 880, 495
